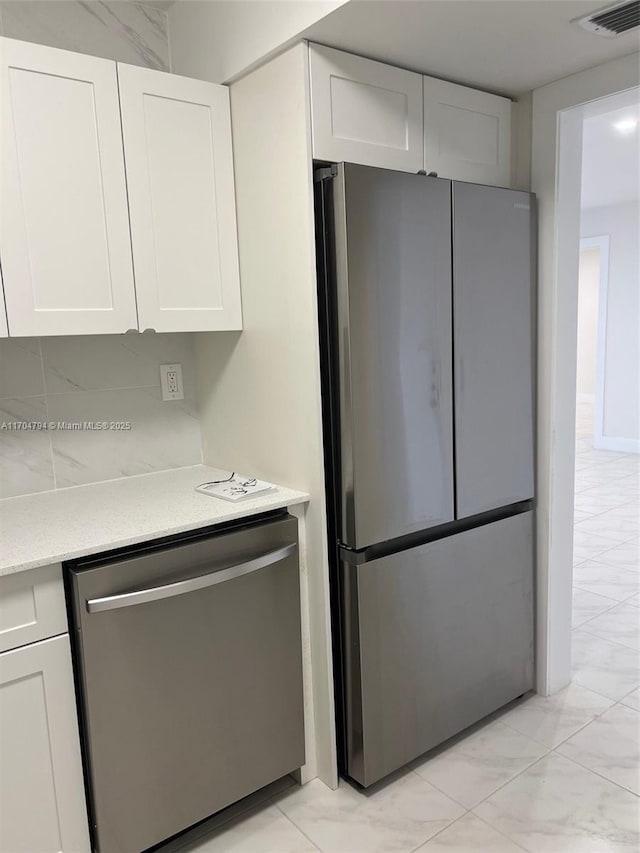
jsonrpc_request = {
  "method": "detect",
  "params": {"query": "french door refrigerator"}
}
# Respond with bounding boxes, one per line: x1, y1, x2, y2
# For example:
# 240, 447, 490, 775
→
315, 163, 535, 787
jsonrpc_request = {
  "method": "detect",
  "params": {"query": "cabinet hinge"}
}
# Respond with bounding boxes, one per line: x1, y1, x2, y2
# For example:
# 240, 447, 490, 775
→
314, 164, 339, 183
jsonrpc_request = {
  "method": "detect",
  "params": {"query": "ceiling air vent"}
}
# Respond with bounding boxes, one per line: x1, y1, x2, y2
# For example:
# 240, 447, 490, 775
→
575, 0, 640, 36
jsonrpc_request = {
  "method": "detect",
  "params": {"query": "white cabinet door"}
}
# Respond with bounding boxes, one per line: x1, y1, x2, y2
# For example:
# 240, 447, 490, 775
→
117, 64, 242, 332
0, 38, 137, 336
309, 44, 423, 173
0, 635, 90, 853
423, 76, 511, 186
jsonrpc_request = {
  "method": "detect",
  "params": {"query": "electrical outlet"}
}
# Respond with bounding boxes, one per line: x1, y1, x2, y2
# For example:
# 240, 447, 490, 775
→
160, 363, 184, 401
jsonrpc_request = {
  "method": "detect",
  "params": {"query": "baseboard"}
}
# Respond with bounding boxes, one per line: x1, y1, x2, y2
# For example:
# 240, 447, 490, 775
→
594, 435, 640, 454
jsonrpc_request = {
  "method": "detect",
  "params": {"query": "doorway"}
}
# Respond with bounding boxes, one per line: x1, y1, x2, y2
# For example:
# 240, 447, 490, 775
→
531, 64, 639, 696
571, 95, 639, 701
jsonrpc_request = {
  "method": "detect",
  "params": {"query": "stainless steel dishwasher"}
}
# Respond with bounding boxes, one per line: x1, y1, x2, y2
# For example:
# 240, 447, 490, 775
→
67, 512, 304, 853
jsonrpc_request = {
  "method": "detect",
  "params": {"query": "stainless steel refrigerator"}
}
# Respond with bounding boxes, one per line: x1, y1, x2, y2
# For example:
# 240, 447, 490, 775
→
315, 163, 536, 787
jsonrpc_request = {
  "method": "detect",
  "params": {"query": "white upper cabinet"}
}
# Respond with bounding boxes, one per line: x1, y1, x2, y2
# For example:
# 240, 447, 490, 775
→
423, 76, 511, 187
308, 44, 512, 187
0, 37, 138, 336
0, 38, 242, 337
309, 44, 424, 173
118, 64, 242, 332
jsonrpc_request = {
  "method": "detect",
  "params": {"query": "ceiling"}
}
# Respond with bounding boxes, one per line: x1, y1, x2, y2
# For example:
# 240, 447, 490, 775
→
581, 98, 640, 208
301, 0, 640, 96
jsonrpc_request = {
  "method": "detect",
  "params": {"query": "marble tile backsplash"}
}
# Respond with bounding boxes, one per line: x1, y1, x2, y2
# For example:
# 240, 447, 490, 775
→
0, 1, 169, 70
0, 335, 203, 498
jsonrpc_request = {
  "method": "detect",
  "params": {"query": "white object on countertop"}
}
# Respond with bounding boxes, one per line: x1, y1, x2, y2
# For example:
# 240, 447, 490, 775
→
196, 473, 276, 502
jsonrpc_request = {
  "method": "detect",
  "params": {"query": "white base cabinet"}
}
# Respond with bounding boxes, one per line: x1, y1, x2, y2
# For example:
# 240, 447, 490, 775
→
0, 634, 90, 853
0, 564, 68, 654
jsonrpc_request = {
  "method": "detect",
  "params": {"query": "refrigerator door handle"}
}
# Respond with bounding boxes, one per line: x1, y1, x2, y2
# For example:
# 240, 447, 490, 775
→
85, 543, 297, 613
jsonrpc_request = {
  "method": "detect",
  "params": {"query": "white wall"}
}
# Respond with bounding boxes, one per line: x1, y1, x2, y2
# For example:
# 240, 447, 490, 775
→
576, 247, 600, 401
581, 201, 640, 446
531, 53, 640, 695
191, 44, 336, 788
168, 0, 348, 82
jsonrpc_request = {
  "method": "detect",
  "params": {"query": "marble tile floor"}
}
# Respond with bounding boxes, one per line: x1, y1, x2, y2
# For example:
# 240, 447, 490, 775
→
571, 408, 639, 714
172, 685, 640, 853
172, 405, 639, 853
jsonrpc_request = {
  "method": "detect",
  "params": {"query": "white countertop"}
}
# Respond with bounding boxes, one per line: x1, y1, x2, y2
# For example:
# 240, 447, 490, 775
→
0, 466, 309, 576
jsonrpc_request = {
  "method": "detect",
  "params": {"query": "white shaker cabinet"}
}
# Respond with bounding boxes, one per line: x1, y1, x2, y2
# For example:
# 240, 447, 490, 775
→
0, 37, 242, 336
0, 564, 67, 654
0, 634, 91, 853
118, 64, 242, 332
308, 43, 512, 187
423, 76, 511, 187
309, 44, 424, 173
0, 38, 138, 336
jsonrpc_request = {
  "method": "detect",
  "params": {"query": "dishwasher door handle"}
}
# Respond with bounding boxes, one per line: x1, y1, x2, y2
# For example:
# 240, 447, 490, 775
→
86, 542, 297, 613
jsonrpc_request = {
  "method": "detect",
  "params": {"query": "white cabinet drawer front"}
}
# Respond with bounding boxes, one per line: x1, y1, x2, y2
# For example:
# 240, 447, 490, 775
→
0, 635, 90, 853
118, 63, 242, 333
424, 76, 511, 186
309, 44, 423, 172
0, 38, 137, 336
0, 564, 66, 653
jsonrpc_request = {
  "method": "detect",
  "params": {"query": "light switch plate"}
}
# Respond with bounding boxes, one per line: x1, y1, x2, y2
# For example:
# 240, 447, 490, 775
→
160, 363, 184, 401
